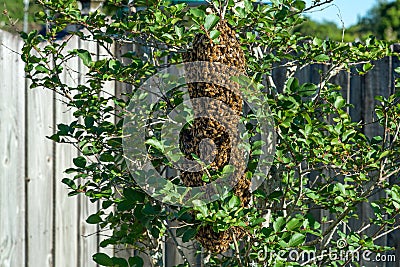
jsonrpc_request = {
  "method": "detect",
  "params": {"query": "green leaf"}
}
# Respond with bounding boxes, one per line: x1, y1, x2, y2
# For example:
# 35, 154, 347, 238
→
246, 32, 256, 42
209, 29, 221, 40
189, 8, 205, 19
47, 133, 60, 142
75, 49, 92, 67
204, 14, 220, 31
250, 217, 266, 226
299, 83, 318, 97
117, 200, 135, 211
82, 144, 99, 156
273, 217, 285, 232
244, 0, 253, 11
314, 54, 330, 62
162, 33, 174, 40
228, 195, 241, 209
182, 228, 197, 242
235, 6, 246, 18
145, 138, 164, 153
313, 37, 323, 46
150, 227, 161, 238
336, 183, 346, 195
99, 153, 114, 162
379, 150, 390, 160
73, 156, 87, 168
62, 178, 77, 190
223, 164, 235, 173
278, 240, 289, 248
304, 125, 313, 136
342, 129, 356, 141
286, 218, 302, 231
102, 200, 113, 209
288, 233, 305, 247
123, 188, 145, 203
84, 116, 95, 128
86, 214, 102, 224
58, 124, 70, 135
286, 77, 299, 92
176, 225, 190, 237
112, 257, 128, 267
35, 65, 49, 73
334, 97, 346, 109
175, 26, 184, 39
128, 256, 144, 267
143, 203, 158, 215
294, 0, 306, 10
193, 202, 208, 217
268, 190, 283, 200
363, 62, 373, 72
93, 253, 113, 266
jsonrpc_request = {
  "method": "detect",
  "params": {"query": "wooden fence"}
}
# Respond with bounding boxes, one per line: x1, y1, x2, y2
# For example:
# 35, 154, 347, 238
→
0, 29, 399, 266
0, 30, 99, 267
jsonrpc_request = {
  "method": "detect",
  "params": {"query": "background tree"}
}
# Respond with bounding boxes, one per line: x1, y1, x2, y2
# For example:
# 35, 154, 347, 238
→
295, 0, 400, 41
293, 19, 350, 41
356, 0, 400, 40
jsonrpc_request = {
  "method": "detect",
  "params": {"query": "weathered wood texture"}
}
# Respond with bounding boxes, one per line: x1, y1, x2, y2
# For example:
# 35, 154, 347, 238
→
0, 31, 102, 267
0, 30, 26, 267
77, 38, 102, 267
1, 29, 400, 266
54, 36, 79, 267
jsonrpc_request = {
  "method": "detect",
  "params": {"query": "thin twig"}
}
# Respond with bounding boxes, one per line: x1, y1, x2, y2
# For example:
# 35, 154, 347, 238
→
231, 231, 244, 267
163, 220, 193, 267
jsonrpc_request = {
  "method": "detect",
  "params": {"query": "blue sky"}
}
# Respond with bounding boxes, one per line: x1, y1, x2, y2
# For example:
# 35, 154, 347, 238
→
304, 0, 380, 27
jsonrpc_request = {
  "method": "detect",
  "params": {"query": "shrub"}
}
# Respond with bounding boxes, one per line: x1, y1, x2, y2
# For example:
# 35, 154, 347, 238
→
22, 0, 400, 266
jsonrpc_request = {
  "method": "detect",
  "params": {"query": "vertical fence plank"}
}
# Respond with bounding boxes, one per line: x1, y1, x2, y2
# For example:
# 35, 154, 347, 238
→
363, 58, 390, 137
349, 58, 391, 267
112, 42, 141, 262
349, 68, 363, 123
97, 41, 117, 259
26, 57, 55, 266
54, 36, 80, 267
271, 62, 287, 93
388, 44, 400, 267
363, 56, 390, 255
332, 70, 351, 104
79, 195, 99, 267
164, 223, 202, 267
78, 38, 100, 267
0, 30, 26, 267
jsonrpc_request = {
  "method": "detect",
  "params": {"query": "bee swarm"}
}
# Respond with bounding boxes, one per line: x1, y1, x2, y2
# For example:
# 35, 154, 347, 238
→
181, 19, 251, 253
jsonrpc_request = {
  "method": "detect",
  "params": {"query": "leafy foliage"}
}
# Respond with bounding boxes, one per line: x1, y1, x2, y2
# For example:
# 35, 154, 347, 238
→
21, 0, 400, 266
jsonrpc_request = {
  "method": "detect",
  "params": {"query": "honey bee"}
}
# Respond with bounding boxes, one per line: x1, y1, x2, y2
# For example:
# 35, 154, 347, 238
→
180, 19, 250, 253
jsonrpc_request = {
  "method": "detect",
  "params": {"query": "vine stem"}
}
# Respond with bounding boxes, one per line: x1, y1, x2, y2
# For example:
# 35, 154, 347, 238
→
163, 220, 193, 267
232, 231, 244, 267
